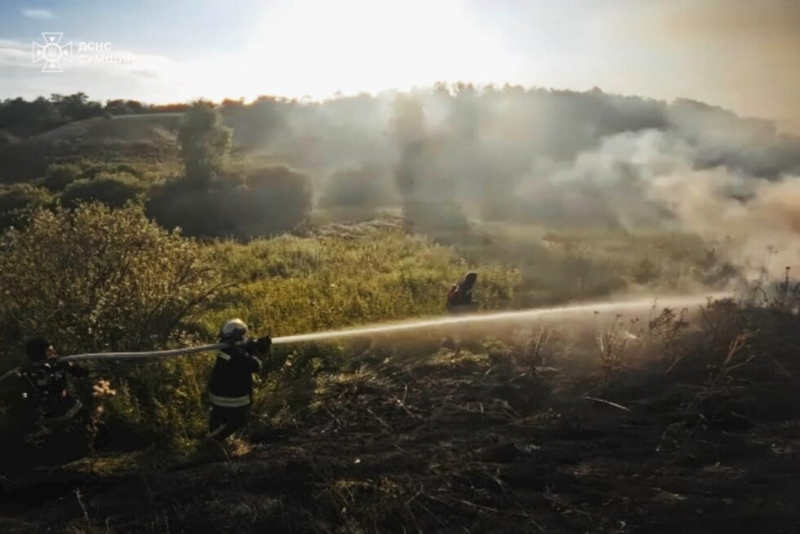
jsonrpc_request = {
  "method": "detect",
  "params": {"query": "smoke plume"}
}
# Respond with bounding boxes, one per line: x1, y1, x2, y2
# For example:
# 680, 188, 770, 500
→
229, 83, 800, 277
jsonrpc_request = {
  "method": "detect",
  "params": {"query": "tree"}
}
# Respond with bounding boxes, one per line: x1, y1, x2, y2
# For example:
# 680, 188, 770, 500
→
104, 99, 147, 116
177, 100, 232, 184
51, 92, 104, 121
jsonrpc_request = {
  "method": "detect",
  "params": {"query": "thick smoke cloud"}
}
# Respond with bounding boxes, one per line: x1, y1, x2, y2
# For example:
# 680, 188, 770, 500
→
233, 84, 800, 276
639, 0, 800, 132
517, 126, 800, 277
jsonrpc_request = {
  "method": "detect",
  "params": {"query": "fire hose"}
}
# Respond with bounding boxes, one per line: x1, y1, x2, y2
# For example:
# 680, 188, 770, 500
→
0, 339, 263, 384
0, 292, 732, 384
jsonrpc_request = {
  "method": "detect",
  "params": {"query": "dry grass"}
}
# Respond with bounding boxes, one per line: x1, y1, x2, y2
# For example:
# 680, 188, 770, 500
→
9, 294, 800, 533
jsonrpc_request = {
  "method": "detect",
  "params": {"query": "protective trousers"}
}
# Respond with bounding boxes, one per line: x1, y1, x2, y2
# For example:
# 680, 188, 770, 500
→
208, 405, 250, 441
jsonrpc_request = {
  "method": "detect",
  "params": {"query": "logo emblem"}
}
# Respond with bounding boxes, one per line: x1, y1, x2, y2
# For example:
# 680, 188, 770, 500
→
32, 32, 73, 72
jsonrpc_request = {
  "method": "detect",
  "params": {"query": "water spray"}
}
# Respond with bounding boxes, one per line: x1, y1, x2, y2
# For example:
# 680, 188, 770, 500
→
52, 292, 730, 364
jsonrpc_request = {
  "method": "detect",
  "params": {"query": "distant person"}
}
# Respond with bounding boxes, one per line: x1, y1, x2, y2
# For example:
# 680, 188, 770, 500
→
207, 319, 272, 443
443, 272, 480, 355
446, 271, 479, 314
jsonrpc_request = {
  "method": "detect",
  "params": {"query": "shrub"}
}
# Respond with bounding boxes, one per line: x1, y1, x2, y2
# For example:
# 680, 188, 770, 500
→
40, 163, 84, 191
147, 165, 313, 239
319, 168, 389, 209
0, 204, 231, 449
0, 129, 18, 147
147, 179, 234, 238
631, 257, 660, 284
79, 161, 144, 180
61, 172, 148, 209
0, 183, 53, 230
236, 165, 313, 236
0, 203, 228, 354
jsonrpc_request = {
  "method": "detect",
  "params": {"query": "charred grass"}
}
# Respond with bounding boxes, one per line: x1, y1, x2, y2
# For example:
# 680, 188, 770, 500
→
3, 298, 800, 533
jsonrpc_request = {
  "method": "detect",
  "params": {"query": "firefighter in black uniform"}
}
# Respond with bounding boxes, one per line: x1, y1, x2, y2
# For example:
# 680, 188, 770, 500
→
207, 319, 272, 442
20, 337, 89, 421
18, 337, 91, 465
446, 271, 479, 314
443, 272, 480, 354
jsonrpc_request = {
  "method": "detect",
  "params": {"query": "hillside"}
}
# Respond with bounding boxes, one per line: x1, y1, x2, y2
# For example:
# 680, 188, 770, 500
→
1, 88, 800, 533
27, 114, 182, 147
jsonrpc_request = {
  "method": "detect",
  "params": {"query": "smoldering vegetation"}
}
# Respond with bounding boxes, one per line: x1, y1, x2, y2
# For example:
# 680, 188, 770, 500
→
228, 85, 800, 280
4, 86, 800, 274
2, 85, 800, 532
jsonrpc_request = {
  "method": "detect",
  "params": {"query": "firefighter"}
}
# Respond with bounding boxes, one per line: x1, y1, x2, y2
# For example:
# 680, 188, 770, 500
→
443, 272, 480, 355
17, 337, 91, 465
446, 271, 479, 314
20, 337, 89, 422
207, 319, 272, 442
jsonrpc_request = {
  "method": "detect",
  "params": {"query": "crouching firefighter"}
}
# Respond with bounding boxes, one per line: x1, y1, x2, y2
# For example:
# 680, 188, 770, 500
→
207, 319, 272, 442
18, 337, 91, 463
443, 272, 480, 355
446, 271, 479, 314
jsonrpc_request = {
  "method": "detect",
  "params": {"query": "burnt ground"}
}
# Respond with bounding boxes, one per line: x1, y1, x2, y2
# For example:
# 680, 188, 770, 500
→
2, 341, 800, 534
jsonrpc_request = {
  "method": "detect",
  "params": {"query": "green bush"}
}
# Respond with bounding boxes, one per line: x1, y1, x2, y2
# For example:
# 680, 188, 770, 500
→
0, 203, 228, 355
235, 165, 313, 236
319, 168, 390, 210
0, 203, 230, 450
0, 183, 53, 230
61, 172, 148, 209
40, 163, 84, 191
78, 161, 144, 180
147, 165, 313, 239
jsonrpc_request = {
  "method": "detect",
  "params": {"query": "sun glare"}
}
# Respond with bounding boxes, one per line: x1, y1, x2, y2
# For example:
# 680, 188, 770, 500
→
228, 0, 516, 100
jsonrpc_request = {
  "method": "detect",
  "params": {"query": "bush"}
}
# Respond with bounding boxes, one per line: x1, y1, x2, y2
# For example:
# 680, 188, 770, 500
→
0, 129, 18, 147
79, 161, 144, 181
147, 165, 313, 239
40, 163, 84, 191
0, 183, 53, 230
319, 168, 392, 212
61, 172, 148, 209
147, 179, 234, 238
0, 204, 231, 449
0, 203, 228, 354
237, 165, 313, 236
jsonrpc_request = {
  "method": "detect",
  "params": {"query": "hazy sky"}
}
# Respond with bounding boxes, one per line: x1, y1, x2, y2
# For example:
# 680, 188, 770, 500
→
1, 0, 798, 127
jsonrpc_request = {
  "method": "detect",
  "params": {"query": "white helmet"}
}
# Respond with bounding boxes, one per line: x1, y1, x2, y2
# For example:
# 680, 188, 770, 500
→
220, 318, 248, 341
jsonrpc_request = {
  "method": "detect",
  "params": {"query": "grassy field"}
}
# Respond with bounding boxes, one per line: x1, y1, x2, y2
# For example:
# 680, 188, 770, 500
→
1, 207, 799, 532
3, 289, 800, 533
0, 99, 797, 532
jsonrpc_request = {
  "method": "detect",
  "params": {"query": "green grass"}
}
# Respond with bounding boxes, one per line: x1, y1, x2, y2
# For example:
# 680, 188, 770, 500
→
200, 218, 522, 339
0, 207, 735, 474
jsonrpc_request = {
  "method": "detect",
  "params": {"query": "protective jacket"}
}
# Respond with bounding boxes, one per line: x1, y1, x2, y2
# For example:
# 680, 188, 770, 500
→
20, 361, 88, 420
447, 283, 473, 308
207, 343, 263, 409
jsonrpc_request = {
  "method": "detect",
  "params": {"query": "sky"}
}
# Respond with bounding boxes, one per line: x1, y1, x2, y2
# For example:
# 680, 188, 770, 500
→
1, 0, 798, 129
